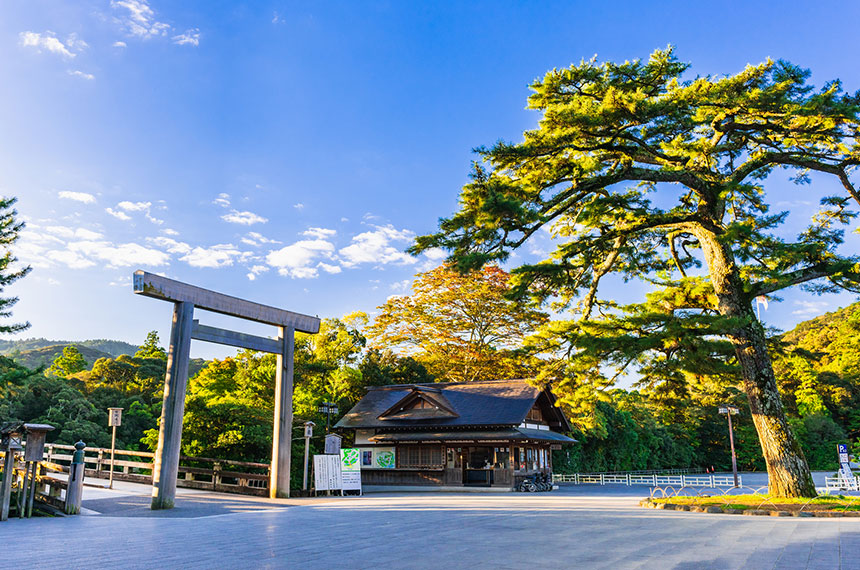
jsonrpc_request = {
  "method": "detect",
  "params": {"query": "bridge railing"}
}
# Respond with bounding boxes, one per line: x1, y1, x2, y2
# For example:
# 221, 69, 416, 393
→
43, 443, 270, 497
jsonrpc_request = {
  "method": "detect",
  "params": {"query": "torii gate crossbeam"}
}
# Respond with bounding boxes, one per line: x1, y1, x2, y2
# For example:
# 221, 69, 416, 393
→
133, 270, 320, 509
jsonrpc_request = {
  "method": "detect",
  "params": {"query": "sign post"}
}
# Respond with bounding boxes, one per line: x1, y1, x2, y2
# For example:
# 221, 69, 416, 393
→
837, 443, 857, 490
302, 421, 315, 491
107, 407, 123, 489
718, 405, 740, 487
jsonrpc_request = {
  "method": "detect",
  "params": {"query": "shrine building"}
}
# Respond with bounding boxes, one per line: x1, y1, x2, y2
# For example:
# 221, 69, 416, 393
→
334, 379, 575, 489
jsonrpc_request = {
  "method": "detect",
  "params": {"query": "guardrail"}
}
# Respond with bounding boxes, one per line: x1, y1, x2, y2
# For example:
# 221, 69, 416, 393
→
554, 472, 740, 488
824, 475, 860, 492
43, 443, 270, 497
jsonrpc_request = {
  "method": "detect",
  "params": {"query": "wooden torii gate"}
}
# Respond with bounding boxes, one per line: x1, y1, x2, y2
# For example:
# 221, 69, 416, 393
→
133, 270, 320, 509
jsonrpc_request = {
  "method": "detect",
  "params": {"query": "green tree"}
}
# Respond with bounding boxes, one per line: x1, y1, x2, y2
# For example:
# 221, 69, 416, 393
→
47, 345, 88, 377
0, 197, 31, 333
366, 265, 548, 382
135, 331, 167, 360
414, 48, 860, 496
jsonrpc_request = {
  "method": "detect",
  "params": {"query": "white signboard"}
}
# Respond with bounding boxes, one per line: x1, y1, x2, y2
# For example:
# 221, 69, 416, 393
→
314, 454, 342, 492
340, 448, 362, 494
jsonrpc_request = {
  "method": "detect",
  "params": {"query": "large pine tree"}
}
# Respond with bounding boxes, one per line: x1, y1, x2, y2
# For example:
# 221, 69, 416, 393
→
414, 49, 860, 497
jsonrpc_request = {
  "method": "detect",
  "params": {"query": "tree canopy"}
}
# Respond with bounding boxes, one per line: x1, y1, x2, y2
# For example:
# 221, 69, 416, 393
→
47, 346, 88, 377
413, 48, 860, 496
366, 264, 548, 382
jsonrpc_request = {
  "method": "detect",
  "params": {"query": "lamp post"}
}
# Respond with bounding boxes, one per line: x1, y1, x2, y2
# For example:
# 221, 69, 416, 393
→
317, 402, 339, 433
718, 404, 740, 487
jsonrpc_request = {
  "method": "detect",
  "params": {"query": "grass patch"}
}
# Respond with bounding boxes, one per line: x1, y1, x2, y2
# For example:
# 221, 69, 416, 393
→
649, 494, 860, 512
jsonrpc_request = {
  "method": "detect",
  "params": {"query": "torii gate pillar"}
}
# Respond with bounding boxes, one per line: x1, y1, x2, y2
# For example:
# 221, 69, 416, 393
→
133, 271, 320, 509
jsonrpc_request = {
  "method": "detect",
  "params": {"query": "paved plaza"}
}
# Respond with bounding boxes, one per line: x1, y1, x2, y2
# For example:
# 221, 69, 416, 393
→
5, 475, 860, 569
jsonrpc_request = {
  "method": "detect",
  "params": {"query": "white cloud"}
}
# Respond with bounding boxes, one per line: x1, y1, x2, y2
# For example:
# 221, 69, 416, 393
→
318, 262, 342, 274
105, 207, 131, 221
240, 232, 281, 247
272, 11, 282, 24
111, 0, 170, 38
46, 249, 97, 269
339, 224, 416, 267
58, 191, 96, 204
161, 228, 179, 236
791, 300, 829, 316
246, 264, 270, 281
19, 31, 76, 58
45, 226, 103, 240
213, 193, 231, 208
294, 203, 304, 210
113, 41, 127, 48
302, 227, 337, 239
68, 240, 170, 267
266, 239, 335, 278
423, 248, 446, 261
147, 236, 191, 255
179, 244, 240, 268
117, 200, 151, 211
68, 70, 95, 80
172, 28, 199, 46
222, 210, 268, 225
390, 279, 411, 292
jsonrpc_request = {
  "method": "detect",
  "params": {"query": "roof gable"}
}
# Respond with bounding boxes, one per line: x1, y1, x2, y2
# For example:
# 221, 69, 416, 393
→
378, 388, 459, 421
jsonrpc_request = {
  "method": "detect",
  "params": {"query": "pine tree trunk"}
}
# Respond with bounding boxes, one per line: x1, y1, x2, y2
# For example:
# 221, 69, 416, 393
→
700, 233, 816, 497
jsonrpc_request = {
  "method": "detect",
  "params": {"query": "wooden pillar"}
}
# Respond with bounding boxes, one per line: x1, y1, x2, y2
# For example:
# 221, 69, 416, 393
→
151, 301, 194, 510
270, 326, 294, 498
0, 449, 14, 521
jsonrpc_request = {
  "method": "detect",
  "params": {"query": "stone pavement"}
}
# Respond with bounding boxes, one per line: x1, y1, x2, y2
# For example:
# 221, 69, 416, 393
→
4, 477, 860, 569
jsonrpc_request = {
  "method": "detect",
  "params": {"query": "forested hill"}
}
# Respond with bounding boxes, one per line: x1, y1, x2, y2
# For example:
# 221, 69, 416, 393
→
0, 338, 138, 358
7, 345, 115, 370
779, 301, 860, 375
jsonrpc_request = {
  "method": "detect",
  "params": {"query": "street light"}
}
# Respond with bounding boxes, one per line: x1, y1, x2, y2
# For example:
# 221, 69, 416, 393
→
718, 404, 740, 487
317, 402, 339, 432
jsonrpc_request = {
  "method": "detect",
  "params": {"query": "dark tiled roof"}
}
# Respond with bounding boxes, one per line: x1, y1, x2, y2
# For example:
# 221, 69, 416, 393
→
368, 428, 576, 443
335, 379, 564, 430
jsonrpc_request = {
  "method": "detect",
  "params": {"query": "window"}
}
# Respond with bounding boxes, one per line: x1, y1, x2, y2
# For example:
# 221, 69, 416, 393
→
397, 445, 443, 468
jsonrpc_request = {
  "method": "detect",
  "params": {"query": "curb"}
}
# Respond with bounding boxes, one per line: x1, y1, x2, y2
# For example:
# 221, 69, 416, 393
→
639, 499, 860, 518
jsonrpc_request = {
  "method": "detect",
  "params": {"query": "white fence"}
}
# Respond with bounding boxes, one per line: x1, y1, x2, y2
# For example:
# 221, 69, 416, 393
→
824, 475, 860, 492
554, 472, 740, 488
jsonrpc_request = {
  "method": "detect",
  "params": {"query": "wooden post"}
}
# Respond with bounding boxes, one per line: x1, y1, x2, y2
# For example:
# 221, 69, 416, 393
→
151, 301, 194, 510
0, 449, 14, 521
270, 326, 294, 498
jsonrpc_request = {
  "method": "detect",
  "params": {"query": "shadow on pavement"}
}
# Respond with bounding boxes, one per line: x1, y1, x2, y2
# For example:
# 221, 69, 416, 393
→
82, 492, 290, 519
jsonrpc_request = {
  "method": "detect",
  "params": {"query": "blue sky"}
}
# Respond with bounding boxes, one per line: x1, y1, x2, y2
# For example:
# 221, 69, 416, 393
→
2, 1, 859, 358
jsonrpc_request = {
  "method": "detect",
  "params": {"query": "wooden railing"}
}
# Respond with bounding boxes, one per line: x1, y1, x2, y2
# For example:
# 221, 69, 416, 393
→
43, 443, 270, 497
0, 454, 70, 515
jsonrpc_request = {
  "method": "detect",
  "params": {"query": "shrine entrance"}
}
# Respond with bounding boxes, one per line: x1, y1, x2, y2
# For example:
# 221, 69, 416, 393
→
133, 270, 320, 509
